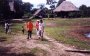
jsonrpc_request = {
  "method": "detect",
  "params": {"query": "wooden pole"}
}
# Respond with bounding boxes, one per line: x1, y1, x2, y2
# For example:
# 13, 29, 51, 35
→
65, 49, 90, 53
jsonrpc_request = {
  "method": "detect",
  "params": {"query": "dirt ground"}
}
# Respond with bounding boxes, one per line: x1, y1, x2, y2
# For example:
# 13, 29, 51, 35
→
0, 32, 90, 56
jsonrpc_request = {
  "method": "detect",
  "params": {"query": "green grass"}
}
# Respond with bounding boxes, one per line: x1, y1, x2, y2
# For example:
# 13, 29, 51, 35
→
12, 23, 23, 33
0, 25, 12, 43
0, 22, 24, 43
45, 18, 90, 50
45, 18, 90, 26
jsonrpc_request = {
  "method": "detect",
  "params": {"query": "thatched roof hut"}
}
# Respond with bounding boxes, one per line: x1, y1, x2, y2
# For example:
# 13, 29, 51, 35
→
54, 1, 79, 12
53, 1, 80, 18
29, 9, 41, 19
33, 9, 41, 16
33, 9, 48, 18
31, 9, 46, 19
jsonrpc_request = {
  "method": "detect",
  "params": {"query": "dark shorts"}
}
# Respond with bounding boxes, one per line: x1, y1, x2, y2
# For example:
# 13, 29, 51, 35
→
27, 31, 32, 39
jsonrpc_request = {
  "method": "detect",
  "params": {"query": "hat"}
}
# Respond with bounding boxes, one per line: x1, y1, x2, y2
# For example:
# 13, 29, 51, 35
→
37, 20, 39, 21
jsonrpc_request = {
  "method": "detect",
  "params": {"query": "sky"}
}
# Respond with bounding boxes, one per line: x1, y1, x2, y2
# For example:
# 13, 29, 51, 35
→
22, 0, 90, 8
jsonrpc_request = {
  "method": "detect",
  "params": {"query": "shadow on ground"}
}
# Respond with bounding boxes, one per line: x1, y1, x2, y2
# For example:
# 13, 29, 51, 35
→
0, 46, 36, 56
0, 37, 7, 42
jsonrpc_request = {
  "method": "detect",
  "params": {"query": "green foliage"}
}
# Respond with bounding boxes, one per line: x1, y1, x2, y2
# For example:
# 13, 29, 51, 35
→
0, 0, 24, 19
38, 4, 45, 9
79, 5, 90, 17
22, 2, 33, 13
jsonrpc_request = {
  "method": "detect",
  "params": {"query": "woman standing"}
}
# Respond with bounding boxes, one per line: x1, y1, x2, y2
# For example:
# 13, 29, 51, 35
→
35, 20, 39, 38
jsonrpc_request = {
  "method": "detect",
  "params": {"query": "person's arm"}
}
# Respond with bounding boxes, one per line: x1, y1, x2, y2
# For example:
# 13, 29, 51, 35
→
26, 22, 29, 31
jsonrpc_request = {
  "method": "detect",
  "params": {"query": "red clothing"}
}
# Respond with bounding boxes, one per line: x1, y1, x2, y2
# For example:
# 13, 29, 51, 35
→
35, 22, 39, 29
26, 22, 33, 31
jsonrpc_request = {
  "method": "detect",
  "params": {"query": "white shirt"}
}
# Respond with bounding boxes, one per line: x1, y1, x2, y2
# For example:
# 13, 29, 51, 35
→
5, 23, 9, 29
39, 23, 44, 31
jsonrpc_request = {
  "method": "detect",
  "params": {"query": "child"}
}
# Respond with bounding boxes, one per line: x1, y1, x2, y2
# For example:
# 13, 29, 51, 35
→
35, 20, 39, 38
22, 26, 25, 34
5, 22, 9, 34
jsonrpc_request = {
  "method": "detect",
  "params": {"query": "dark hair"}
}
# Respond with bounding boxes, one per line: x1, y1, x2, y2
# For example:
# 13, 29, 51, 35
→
29, 19, 31, 21
40, 19, 43, 23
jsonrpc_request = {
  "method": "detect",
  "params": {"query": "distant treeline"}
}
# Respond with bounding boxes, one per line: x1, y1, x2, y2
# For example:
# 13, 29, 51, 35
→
0, 0, 33, 21
0, 0, 90, 21
79, 5, 90, 17
0, 0, 23, 20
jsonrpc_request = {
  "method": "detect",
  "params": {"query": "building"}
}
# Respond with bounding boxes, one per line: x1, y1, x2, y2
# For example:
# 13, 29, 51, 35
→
54, 1, 79, 18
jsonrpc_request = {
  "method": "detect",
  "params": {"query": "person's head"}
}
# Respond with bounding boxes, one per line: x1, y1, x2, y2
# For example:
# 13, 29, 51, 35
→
37, 20, 39, 23
29, 19, 32, 21
40, 19, 43, 23
27, 19, 32, 22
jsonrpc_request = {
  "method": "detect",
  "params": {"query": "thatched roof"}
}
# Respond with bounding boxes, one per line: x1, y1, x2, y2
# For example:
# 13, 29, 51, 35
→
29, 9, 41, 19
33, 9, 41, 16
54, 1, 79, 12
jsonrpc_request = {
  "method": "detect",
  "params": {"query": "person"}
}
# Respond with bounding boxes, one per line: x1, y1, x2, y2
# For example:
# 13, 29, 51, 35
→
22, 26, 25, 34
26, 19, 33, 39
5, 22, 9, 34
35, 20, 39, 38
39, 19, 45, 40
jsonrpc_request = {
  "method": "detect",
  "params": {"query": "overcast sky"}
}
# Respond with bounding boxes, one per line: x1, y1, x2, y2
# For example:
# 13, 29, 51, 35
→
22, 0, 90, 8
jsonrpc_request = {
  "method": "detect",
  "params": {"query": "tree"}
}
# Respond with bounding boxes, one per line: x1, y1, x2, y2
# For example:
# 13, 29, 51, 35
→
79, 5, 87, 11
0, 0, 11, 20
23, 2, 33, 13
38, 4, 45, 9
0, 0, 24, 20
14, 0, 24, 18
46, 0, 56, 5
50, 5, 55, 10
87, 7, 90, 17
22, 2, 33, 17
46, 0, 57, 19
79, 5, 87, 17
79, 5, 90, 17
41, 7, 49, 18
56, 0, 66, 7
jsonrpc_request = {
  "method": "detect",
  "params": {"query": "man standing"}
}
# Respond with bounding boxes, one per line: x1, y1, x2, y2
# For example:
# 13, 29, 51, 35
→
39, 19, 45, 40
26, 19, 33, 39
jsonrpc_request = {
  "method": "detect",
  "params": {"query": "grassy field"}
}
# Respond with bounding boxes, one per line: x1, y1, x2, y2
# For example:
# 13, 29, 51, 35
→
0, 18, 90, 50
0, 25, 12, 43
0, 21, 49, 56
0, 22, 24, 44
45, 18, 90, 50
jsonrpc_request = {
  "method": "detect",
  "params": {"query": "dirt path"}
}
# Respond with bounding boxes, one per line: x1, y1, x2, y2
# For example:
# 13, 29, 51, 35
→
0, 33, 90, 56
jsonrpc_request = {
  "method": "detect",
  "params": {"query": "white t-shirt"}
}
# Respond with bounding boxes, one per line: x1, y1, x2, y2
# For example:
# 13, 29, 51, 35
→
5, 23, 8, 29
39, 23, 44, 31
